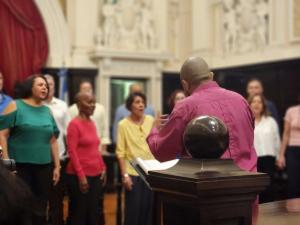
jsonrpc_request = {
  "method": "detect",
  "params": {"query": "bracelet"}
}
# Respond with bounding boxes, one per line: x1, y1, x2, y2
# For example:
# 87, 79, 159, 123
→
54, 165, 62, 170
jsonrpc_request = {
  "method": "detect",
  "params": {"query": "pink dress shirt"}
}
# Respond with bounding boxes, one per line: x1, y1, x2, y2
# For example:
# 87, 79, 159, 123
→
147, 81, 257, 172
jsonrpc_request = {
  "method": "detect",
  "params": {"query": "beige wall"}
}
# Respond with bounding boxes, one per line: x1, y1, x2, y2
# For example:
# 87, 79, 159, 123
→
37, 0, 300, 113
58, 0, 67, 17
294, 0, 300, 38
40, 0, 300, 70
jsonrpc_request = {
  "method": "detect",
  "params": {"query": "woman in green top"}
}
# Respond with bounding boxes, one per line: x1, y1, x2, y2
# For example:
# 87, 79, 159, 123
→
0, 75, 60, 225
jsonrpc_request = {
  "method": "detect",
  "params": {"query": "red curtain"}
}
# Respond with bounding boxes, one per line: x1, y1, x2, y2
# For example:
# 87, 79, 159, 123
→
0, 0, 48, 96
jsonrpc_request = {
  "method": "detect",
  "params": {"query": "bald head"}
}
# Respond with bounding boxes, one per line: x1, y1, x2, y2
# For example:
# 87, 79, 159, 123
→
129, 83, 143, 94
180, 56, 212, 85
75, 91, 93, 105
44, 74, 54, 82
79, 81, 93, 95
75, 91, 96, 117
44, 74, 55, 100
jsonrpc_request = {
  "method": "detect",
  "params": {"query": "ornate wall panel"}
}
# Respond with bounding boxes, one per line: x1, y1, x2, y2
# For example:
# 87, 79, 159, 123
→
291, 0, 300, 40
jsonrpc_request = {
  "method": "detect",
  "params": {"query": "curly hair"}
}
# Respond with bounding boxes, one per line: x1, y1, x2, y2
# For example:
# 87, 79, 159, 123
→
14, 74, 49, 99
0, 161, 38, 225
125, 92, 147, 111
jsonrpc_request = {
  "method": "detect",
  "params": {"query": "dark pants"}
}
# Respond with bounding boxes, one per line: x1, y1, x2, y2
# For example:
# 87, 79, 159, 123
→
16, 163, 52, 225
124, 176, 153, 225
49, 160, 68, 225
257, 156, 275, 203
286, 147, 300, 199
98, 184, 105, 225
67, 174, 103, 225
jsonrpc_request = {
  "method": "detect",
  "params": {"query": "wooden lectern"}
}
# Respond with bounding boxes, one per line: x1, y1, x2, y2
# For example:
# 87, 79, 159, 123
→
144, 159, 269, 225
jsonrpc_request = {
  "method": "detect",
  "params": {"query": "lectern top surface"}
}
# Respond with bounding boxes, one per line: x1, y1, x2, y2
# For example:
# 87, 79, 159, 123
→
146, 159, 269, 196
148, 159, 261, 181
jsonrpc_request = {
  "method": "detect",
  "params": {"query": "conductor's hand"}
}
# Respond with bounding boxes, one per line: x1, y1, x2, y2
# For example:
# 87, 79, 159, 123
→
53, 167, 60, 186
79, 176, 89, 194
154, 111, 169, 131
276, 155, 286, 170
122, 174, 133, 191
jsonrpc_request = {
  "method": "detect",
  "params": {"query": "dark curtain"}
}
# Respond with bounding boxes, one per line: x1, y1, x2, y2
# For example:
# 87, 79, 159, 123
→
0, 0, 48, 96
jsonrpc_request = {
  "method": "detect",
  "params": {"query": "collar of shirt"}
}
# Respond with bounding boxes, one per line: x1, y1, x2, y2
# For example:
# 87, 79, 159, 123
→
255, 116, 267, 126
192, 80, 219, 94
46, 97, 59, 106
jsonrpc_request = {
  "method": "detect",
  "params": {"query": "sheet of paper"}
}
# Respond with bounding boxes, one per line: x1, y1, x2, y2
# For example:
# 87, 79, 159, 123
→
136, 157, 179, 174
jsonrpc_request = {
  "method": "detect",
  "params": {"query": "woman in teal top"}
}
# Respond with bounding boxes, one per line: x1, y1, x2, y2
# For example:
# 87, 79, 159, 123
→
0, 75, 60, 225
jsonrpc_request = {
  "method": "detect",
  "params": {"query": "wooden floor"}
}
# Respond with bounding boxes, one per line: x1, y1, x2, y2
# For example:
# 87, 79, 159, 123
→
103, 194, 300, 225
103, 193, 118, 225
258, 201, 300, 225
64, 193, 300, 225
62, 193, 118, 225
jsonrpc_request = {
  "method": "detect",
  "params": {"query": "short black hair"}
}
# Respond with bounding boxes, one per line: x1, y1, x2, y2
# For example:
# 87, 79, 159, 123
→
125, 92, 147, 111
168, 89, 185, 111
14, 74, 49, 99
0, 161, 38, 225
247, 78, 263, 86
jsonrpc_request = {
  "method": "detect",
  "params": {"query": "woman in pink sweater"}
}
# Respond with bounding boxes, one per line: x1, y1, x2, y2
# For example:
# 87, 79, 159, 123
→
66, 92, 106, 225
277, 101, 300, 212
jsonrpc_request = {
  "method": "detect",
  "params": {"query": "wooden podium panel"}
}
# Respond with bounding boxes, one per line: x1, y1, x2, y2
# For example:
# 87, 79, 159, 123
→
145, 159, 269, 225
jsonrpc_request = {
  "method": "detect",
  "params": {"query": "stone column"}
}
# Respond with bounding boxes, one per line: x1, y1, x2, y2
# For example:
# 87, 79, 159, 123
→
35, 0, 71, 67
66, 0, 99, 67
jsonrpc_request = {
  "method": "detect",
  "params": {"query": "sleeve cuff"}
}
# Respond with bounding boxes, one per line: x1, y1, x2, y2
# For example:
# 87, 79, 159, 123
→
150, 127, 159, 135
101, 137, 111, 145
77, 170, 85, 180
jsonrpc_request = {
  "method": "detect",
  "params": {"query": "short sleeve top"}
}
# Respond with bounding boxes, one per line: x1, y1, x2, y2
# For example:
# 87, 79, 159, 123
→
0, 100, 59, 164
0, 94, 12, 114
284, 105, 300, 146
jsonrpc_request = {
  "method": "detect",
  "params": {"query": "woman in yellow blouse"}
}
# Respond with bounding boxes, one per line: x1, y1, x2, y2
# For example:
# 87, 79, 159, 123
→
116, 92, 154, 225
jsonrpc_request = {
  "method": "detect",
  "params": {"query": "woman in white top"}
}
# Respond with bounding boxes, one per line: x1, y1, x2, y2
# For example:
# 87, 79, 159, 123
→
249, 94, 280, 203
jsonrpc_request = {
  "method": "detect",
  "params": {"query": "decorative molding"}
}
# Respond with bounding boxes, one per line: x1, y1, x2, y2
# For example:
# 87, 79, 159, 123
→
210, 45, 300, 69
35, 0, 71, 67
167, 0, 180, 60
221, 0, 270, 55
95, 0, 158, 51
288, 0, 300, 43
92, 48, 168, 123
102, 60, 156, 76
91, 49, 171, 61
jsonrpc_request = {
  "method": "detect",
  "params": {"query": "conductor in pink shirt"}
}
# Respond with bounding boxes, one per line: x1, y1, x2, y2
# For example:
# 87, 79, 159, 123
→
147, 56, 258, 224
